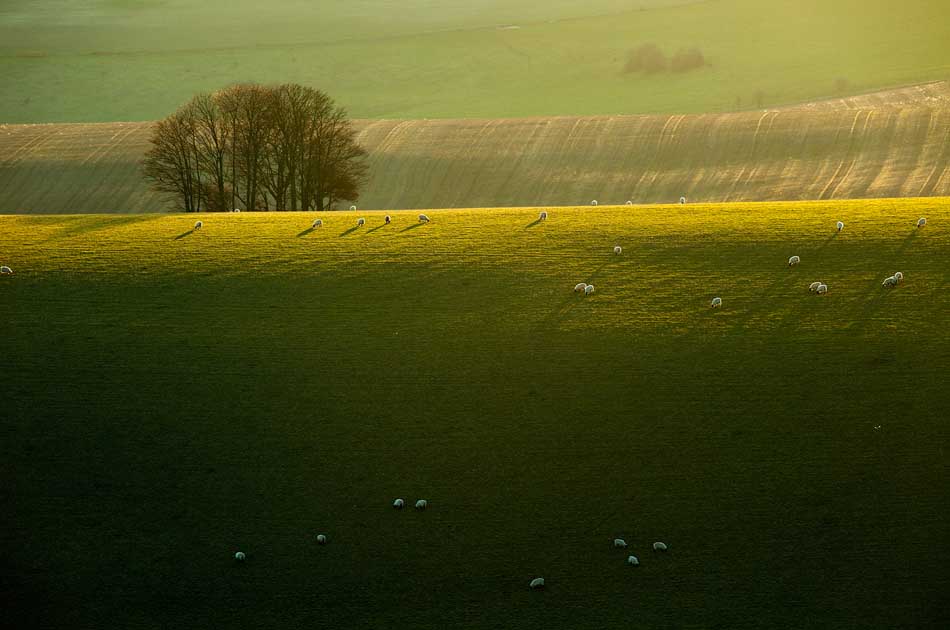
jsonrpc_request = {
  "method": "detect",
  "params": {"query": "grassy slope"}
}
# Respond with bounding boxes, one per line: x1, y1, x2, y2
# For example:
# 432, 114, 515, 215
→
3, 82, 950, 213
2, 200, 949, 629
1, 0, 950, 122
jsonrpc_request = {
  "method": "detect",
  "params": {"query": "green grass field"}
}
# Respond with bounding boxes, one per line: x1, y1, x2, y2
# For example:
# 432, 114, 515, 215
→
2, 199, 948, 628
2, 0, 950, 123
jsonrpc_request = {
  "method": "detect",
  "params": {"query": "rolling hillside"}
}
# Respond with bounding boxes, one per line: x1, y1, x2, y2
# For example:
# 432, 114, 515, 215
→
2, 200, 948, 629
2, 0, 950, 122
2, 83, 950, 213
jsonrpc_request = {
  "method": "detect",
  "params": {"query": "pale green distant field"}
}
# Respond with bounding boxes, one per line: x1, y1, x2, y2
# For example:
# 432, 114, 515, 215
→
1, 0, 949, 122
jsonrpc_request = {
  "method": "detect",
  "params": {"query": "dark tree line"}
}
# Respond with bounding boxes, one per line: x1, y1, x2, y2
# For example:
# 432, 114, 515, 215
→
143, 84, 368, 212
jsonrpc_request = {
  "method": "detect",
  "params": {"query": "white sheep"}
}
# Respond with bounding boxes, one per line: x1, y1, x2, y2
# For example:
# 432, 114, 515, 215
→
233, 209, 241, 213
711, 296, 722, 308
882, 276, 898, 288
679, 196, 686, 204
613, 245, 622, 255
625, 200, 633, 205
419, 214, 430, 223
809, 281, 821, 292
816, 284, 828, 295
385, 215, 392, 224
393, 498, 405, 509
0, 265, 13, 275
234, 551, 246, 561
415, 499, 428, 510
894, 271, 903, 283
350, 205, 357, 211
539, 211, 548, 221
917, 217, 927, 228
613, 538, 628, 548
316, 534, 327, 545
591, 200, 598, 206
626, 555, 640, 566
585, 284, 595, 296
194, 220, 203, 230
836, 221, 844, 232
788, 255, 800, 267
312, 219, 323, 228
574, 282, 588, 292
529, 577, 545, 589
653, 542, 668, 551
357, 217, 365, 227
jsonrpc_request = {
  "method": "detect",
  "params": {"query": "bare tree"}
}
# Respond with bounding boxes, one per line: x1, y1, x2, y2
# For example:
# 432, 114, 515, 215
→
143, 105, 202, 212
144, 83, 368, 212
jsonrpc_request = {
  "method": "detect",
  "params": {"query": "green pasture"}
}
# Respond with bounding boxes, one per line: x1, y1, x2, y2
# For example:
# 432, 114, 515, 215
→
1, 0, 949, 122
2, 199, 948, 628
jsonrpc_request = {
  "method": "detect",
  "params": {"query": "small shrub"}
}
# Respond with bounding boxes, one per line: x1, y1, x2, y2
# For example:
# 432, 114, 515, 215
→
671, 48, 705, 73
624, 44, 668, 74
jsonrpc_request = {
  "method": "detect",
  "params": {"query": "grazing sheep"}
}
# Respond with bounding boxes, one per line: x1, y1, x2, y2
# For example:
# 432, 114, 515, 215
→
809, 281, 822, 292
0, 265, 12, 275
882, 276, 898, 288
626, 200, 633, 205
415, 499, 428, 510
894, 271, 903, 283
233, 209, 241, 213
711, 297, 722, 308
529, 578, 545, 589
357, 217, 365, 227
234, 551, 246, 562
316, 534, 327, 545
393, 498, 405, 509
194, 220, 203, 230
788, 255, 800, 267
653, 542, 668, 551
585, 284, 595, 296
679, 196, 686, 204
418, 214, 430, 223
917, 217, 927, 228
539, 211, 548, 221
312, 219, 323, 228
836, 221, 844, 232
613, 538, 628, 549
574, 282, 588, 292
591, 200, 598, 206
816, 284, 828, 295
385, 215, 392, 224
627, 555, 640, 566
350, 205, 357, 211
613, 245, 622, 255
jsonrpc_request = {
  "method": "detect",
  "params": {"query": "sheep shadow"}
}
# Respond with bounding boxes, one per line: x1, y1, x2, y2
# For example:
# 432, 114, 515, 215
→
366, 224, 388, 234
174, 229, 196, 240
297, 227, 315, 238
41, 214, 166, 243
539, 293, 584, 331
524, 218, 543, 229
339, 226, 361, 237
894, 230, 919, 257
583, 262, 610, 286
818, 232, 839, 249
400, 223, 425, 233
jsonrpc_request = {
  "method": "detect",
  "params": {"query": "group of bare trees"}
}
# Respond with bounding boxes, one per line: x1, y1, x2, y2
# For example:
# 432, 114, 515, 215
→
143, 84, 368, 212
